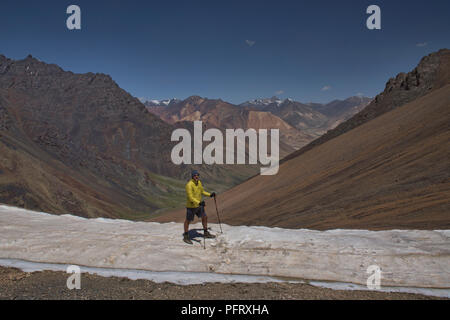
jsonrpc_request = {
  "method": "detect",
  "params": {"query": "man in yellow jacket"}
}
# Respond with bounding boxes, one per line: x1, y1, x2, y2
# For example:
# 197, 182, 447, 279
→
184, 170, 216, 244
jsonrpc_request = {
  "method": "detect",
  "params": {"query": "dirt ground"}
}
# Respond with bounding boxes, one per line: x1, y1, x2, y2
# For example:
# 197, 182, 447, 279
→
0, 266, 445, 300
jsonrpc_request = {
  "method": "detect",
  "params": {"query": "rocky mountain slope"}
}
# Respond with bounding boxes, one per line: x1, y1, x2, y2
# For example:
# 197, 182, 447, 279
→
0, 55, 256, 218
0, 54, 188, 218
284, 49, 450, 162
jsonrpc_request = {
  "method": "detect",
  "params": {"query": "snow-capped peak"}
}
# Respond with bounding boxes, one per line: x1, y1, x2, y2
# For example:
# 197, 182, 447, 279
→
241, 96, 286, 107
142, 98, 180, 107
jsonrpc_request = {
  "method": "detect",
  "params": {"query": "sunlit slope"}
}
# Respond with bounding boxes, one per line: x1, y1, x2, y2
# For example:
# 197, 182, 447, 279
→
213, 85, 450, 230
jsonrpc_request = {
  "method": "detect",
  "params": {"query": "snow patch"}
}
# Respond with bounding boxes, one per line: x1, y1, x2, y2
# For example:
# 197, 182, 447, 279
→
0, 205, 449, 294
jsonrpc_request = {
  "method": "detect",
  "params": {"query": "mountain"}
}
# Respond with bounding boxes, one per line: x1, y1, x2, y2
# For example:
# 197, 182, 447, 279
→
316, 96, 372, 117
146, 95, 315, 154
261, 99, 329, 138
241, 96, 372, 139
0, 54, 192, 218
146, 95, 373, 150
154, 49, 450, 230
141, 99, 181, 122
0, 55, 259, 218
284, 49, 450, 162
314, 96, 372, 128
142, 98, 180, 107
239, 96, 286, 108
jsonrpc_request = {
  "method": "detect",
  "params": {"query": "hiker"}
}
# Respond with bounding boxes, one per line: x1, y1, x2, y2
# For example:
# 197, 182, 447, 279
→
183, 170, 216, 244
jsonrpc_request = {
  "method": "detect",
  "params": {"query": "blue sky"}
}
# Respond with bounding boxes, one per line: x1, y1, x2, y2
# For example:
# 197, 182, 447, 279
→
1, 0, 449, 104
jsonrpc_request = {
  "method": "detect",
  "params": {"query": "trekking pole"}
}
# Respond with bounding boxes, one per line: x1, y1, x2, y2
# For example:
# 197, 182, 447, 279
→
214, 196, 223, 234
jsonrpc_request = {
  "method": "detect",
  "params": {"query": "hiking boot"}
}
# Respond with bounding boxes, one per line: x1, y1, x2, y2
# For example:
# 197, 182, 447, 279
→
183, 232, 193, 244
204, 229, 216, 239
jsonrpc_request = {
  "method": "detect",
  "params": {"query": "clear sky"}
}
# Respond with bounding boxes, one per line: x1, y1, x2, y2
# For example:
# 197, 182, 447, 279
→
1, 0, 449, 104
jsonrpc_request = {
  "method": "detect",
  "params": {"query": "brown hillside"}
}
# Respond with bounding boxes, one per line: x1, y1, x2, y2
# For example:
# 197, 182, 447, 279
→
154, 84, 450, 230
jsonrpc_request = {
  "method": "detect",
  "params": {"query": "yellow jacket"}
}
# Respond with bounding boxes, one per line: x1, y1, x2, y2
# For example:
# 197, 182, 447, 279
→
186, 179, 211, 208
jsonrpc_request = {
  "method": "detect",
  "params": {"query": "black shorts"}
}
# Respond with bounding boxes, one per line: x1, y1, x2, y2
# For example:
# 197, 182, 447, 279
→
186, 206, 206, 221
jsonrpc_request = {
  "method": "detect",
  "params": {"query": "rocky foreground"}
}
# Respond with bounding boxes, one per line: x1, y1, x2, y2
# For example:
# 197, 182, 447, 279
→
0, 266, 444, 300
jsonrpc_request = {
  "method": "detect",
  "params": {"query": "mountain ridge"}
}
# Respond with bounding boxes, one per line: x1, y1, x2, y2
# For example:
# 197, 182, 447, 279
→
283, 49, 450, 162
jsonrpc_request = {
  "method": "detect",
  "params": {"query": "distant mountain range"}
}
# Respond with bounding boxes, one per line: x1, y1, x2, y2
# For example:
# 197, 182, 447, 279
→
243, 96, 372, 138
144, 95, 372, 152
146, 95, 311, 154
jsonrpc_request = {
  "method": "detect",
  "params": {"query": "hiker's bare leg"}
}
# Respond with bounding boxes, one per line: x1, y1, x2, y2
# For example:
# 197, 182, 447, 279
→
202, 215, 208, 230
184, 220, 190, 233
